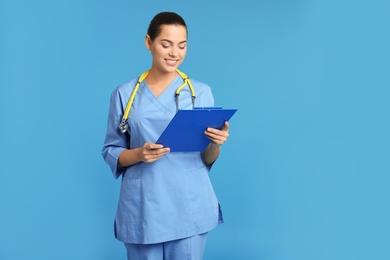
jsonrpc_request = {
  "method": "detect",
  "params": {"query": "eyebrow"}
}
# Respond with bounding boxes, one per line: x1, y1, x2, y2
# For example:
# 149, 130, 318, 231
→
160, 39, 187, 44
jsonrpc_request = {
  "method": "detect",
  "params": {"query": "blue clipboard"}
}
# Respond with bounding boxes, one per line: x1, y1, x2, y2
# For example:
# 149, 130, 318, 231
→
156, 107, 237, 152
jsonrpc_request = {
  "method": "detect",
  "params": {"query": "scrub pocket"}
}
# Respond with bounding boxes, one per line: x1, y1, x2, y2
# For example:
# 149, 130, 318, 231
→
185, 166, 217, 215
117, 178, 142, 225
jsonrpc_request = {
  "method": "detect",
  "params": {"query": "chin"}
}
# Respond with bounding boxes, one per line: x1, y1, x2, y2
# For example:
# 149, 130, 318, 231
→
163, 67, 179, 73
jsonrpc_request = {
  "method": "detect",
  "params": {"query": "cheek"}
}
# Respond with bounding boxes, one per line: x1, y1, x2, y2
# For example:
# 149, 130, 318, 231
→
180, 49, 187, 57
151, 48, 166, 59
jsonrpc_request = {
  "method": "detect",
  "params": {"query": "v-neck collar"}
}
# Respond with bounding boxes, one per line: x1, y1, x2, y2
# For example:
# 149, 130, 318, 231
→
146, 74, 182, 99
138, 75, 183, 113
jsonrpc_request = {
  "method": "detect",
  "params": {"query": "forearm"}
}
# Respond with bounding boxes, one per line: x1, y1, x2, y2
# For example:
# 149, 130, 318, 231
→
202, 143, 221, 166
118, 148, 142, 167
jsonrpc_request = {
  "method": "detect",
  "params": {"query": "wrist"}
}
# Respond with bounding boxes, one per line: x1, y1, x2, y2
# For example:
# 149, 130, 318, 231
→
135, 147, 144, 163
210, 142, 221, 148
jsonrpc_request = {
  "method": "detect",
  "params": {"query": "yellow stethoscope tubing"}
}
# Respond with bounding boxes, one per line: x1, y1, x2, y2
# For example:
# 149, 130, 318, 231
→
118, 69, 196, 133
121, 70, 149, 122
176, 70, 195, 97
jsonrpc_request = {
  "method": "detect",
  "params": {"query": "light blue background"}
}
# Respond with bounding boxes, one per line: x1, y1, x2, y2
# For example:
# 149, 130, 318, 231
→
1, 0, 389, 259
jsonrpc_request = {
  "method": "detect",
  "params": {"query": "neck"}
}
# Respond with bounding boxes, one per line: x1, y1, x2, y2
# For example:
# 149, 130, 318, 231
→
146, 68, 178, 84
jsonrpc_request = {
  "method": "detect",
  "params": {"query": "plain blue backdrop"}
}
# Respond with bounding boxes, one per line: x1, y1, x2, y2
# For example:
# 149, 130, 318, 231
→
1, 0, 389, 259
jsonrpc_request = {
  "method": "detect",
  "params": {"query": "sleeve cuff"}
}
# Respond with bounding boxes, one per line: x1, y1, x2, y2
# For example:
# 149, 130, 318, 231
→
107, 147, 127, 179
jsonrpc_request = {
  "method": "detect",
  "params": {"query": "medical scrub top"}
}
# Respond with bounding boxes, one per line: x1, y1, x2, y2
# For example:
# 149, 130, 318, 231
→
102, 74, 223, 244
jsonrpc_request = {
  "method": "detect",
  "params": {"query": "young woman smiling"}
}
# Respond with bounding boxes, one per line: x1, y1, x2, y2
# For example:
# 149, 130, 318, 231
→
102, 12, 230, 260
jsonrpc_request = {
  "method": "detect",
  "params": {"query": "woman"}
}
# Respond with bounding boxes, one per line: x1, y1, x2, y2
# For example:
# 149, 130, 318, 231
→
102, 12, 229, 259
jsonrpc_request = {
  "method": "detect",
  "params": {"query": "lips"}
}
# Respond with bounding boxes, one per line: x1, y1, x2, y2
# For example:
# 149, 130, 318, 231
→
165, 59, 178, 66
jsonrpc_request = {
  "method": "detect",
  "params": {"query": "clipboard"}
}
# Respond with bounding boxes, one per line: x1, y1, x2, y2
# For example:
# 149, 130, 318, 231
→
156, 107, 237, 152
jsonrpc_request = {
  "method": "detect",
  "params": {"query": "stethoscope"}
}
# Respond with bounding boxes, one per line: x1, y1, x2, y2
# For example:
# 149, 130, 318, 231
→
118, 69, 196, 133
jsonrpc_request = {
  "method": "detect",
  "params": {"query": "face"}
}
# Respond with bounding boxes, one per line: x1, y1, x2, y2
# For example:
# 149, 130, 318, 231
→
145, 24, 187, 74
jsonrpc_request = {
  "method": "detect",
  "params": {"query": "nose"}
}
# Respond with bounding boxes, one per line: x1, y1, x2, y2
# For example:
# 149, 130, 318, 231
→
169, 46, 178, 57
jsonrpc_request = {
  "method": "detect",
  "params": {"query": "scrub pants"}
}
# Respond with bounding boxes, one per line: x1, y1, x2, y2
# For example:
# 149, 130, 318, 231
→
124, 233, 208, 260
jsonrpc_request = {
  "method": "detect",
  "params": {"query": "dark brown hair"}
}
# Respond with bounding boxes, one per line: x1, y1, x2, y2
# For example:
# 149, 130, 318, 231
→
147, 12, 187, 41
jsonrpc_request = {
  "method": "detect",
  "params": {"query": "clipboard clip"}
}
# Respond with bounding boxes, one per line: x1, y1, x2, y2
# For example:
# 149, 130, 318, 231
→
193, 106, 223, 110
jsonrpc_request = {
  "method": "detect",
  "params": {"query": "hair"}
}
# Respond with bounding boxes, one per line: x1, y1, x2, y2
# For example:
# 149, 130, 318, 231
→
147, 12, 187, 41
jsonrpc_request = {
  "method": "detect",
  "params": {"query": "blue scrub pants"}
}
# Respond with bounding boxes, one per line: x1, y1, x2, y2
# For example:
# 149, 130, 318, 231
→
124, 233, 208, 260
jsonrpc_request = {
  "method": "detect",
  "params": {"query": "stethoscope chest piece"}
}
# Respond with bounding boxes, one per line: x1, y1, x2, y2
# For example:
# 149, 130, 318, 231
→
119, 118, 129, 133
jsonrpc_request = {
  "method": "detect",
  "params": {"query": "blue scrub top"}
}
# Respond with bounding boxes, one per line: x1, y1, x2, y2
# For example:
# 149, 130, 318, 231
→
102, 74, 223, 244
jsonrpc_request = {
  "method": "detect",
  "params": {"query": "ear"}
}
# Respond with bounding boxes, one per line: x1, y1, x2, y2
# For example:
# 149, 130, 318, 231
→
145, 35, 152, 50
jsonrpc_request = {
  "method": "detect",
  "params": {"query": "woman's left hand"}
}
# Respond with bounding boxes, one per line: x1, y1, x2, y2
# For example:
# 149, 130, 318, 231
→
204, 121, 230, 147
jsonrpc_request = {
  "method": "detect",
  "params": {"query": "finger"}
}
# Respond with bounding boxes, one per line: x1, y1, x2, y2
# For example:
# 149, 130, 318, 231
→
156, 147, 170, 155
148, 143, 164, 150
143, 153, 161, 163
145, 148, 170, 157
204, 131, 228, 144
206, 128, 222, 134
205, 130, 229, 139
222, 121, 229, 131
207, 122, 229, 134
143, 147, 170, 163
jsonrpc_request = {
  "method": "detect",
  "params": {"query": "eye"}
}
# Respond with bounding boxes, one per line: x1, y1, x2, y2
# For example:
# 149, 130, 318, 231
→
162, 45, 170, 49
178, 44, 186, 50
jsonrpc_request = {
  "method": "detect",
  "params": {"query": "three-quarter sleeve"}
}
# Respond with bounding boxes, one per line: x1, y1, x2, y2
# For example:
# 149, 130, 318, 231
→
101, 89, 129, 179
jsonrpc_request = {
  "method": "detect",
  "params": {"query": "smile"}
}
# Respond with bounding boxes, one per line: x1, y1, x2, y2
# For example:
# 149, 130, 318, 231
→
165, 59, 178, 65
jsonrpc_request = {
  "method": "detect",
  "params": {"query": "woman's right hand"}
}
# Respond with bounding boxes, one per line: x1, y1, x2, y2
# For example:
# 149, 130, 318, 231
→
139, 142, 170, 163
118, 143, 170, 167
